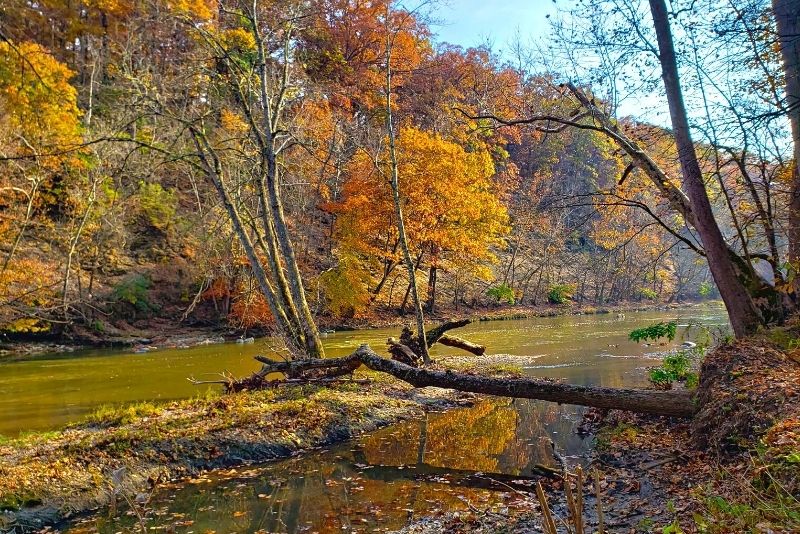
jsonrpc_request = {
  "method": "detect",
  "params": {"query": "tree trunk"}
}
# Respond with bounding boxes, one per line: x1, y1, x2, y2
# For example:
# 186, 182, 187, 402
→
564, 85, 785, 323
263, 155, 325, 358
190, 131, 303, 353
426, 265, 437, 314
385, 19, 429, 363
249, 345, 696, 418
649, 0, 764, 337
773, 0, 800, 303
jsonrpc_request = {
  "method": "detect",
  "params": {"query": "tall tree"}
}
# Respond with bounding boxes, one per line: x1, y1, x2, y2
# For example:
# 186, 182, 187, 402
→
647, 0, 763, 337
383, 3, 429, 363
772, 0, 800, 302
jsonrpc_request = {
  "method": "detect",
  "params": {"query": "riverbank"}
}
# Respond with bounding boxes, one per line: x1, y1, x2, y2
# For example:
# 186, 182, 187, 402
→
397, 335, 800, 533
0, 300, 719, 359
1, 363, 509, 532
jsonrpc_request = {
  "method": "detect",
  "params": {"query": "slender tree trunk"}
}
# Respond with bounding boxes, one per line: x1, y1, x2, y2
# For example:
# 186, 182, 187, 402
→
384, 27, 428, 363
191, 132, 303, 353
399, 253, 424, 315
426, 265, 437, 314
649, 0, 764, 337
251, 14, 324, 359
773, 0, 800, 302
62, 175, 98, 320
262, 158, 324, 358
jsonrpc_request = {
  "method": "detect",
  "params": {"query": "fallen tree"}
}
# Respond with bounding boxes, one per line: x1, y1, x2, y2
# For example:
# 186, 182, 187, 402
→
247, 344, 696, 417
206, 319, 695, 418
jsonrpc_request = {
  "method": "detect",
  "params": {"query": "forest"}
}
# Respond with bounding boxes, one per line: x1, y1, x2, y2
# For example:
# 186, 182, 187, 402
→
0, 0, 799, 532
1, 0, 796, 342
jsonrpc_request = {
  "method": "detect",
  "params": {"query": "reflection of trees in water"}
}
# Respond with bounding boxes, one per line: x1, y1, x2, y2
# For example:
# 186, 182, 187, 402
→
361, 400, 518, 472
498, 399, 593, 475
80, 400, 592, 534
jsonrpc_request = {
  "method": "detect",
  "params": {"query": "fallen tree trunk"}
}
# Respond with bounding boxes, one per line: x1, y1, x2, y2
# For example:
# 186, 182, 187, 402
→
438, 334, 485, 355
249, 344, 696, 417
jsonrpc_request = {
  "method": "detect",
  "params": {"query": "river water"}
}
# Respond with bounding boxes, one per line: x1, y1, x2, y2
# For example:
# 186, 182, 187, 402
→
1, 305, 728, 533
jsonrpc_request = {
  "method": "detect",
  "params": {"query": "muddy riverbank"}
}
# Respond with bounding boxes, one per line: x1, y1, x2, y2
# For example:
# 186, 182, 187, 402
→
0, 371, 479, 532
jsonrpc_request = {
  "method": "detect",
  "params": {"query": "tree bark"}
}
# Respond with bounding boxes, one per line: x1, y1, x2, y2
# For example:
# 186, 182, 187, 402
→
426, 265, 437, 314
773, 0, 800, 302
649, 0, 764, 337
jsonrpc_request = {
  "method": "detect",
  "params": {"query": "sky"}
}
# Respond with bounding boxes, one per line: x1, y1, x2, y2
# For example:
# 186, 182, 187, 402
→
431, 0, 557, 52
428, 0, 667, 122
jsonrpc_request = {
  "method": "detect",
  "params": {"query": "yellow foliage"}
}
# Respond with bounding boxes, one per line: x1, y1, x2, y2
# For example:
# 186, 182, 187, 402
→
0, 41, 83, 169
333, 127, 509, 277
219, 108, 249, 135
0, 257, 60, 332
165, 0, 217, 21
319, 255, 372, 318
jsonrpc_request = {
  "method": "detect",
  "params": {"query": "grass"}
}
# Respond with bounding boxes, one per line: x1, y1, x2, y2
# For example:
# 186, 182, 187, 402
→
0, 370, 467, 529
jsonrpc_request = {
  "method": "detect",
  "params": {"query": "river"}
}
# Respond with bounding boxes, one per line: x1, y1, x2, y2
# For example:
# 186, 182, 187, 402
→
1, 305, 728, 533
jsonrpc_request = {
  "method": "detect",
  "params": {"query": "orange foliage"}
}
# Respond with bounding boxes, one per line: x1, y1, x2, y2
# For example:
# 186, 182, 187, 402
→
332, 127, 509, 280
301, 0, 430, 110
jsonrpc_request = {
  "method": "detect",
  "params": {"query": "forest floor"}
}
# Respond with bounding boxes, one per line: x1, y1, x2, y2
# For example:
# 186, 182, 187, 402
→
398, 335, 800, 533
0, 300, 711, 359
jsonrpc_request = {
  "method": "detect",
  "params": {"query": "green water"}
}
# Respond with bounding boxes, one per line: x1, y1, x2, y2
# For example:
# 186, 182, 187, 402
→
0, 305, 727, 437
44, 304, 728, 533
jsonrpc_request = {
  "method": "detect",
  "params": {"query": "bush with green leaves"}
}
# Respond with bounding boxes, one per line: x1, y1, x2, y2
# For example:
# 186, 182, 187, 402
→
111, 273, 157, 315
629, 321, 677, 342
698, 280, 714, 298
637, 287, 658, 300
648, 349, 703, 389
547, 283, 575, 304
138, 181, 176, 232
487, 283, 515, 305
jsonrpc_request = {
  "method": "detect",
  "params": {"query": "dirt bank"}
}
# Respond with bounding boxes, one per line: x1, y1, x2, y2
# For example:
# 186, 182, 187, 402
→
0, 370, 479, 532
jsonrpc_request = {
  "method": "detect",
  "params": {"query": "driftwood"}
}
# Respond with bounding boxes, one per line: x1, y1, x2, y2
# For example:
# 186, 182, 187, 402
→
438, 334, 485, 355
247, 344, 695, 417
387, 337, 420, 366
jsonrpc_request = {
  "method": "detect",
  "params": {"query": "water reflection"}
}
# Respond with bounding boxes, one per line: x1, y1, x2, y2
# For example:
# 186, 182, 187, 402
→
68, 400, 565, 534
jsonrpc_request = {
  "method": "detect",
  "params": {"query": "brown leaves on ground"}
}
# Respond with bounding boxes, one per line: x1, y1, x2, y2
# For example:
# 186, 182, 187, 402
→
691, 338, 800, 455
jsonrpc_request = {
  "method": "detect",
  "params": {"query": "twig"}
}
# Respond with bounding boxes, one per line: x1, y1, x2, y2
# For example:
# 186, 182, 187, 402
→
575, 465, 585, 534
536, 481, 558, 534
594, 469, 605, 534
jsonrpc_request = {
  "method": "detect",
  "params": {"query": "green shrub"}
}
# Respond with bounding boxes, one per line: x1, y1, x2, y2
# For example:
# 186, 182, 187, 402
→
111, 273, 156, 314
487, 283, 515, 305
629, 321, 677, 342
648, 349, 700, 389
698, 280, 713, 298
547, 283, 575, 304
138, 181, 176, 232
637, 287, 658, 300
